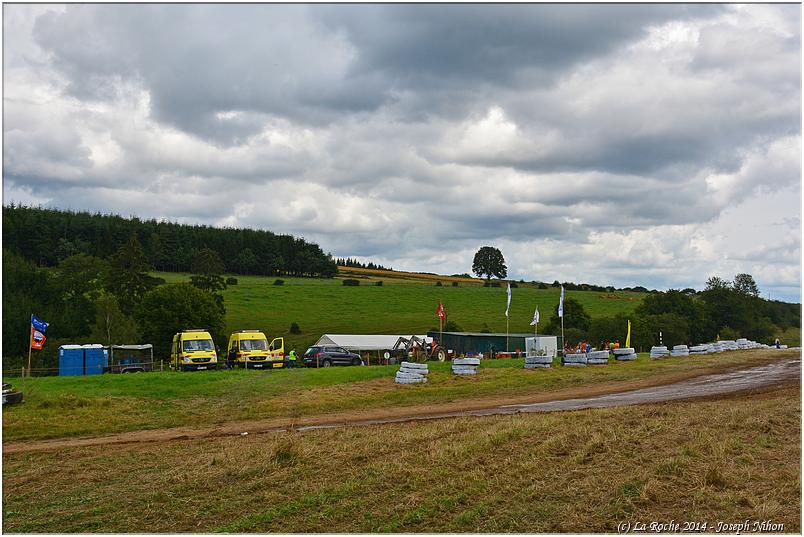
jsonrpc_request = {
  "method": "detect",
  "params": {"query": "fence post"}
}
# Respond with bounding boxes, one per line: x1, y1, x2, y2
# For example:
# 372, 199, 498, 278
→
160, 360, 163, 372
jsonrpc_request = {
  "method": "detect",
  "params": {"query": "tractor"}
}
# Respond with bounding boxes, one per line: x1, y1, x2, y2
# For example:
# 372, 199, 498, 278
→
392, 335, 447, 362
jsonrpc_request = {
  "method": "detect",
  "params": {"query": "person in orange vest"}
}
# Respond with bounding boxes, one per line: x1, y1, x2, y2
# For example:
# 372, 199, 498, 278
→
614, 340, 620, 349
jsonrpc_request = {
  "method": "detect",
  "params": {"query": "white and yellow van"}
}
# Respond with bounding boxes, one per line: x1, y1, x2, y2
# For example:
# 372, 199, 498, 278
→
226, 331, 285, 369
171, 330, 218, 371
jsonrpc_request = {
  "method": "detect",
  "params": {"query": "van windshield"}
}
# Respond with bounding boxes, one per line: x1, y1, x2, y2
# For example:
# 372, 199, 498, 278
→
240, 339, 268, 351
183, 339, 214, 352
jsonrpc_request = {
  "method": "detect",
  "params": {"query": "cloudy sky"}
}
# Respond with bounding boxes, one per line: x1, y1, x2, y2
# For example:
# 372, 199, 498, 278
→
3, 4, 801, 301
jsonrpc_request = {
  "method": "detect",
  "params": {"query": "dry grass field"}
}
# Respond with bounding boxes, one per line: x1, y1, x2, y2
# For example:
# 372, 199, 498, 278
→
3, 383, 799, 533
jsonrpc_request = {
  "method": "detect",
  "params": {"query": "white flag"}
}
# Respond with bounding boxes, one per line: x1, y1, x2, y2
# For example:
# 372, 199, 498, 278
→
505, 283, 512, 317
530, 306, 540, 326
558, 286, 565, 318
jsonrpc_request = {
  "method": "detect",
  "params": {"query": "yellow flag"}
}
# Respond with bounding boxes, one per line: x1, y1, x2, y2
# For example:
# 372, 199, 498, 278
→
625, 319, 631, 348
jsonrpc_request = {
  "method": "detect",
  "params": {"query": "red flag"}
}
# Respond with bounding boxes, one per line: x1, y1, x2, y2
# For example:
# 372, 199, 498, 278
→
31, 327, 46, 350
436, 303, 445, 320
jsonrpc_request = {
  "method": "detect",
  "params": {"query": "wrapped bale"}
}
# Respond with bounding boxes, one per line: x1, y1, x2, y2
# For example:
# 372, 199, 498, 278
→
524, 355, 553, 369
562, 353, 587, 366
586, 349, 609, 365
689, 345, 708, 355
395, 361, 429, 384
452, 357, 480, 376
613, 347, 637, 361
650, 346, 669, 359
670, 345, 689, 357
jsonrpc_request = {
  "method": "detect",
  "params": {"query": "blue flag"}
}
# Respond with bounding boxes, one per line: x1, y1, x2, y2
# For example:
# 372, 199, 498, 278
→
31, 315, 49, 333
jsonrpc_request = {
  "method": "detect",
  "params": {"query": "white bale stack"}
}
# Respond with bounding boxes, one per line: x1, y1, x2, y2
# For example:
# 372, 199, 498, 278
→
586, 350, 610, 365
720, 340, 738, 351
736, 338, 749, 350
524, 355, 553, 369
452, 357, 480, 376
395, 362, 429, 384
670, 345, 689, 357
562, 353, 587, 367
689, 345, 708, 355
650, 346, 669, 359
613, 347, 637, 361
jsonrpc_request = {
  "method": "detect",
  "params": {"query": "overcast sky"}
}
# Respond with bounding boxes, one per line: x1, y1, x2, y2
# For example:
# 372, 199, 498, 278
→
3, 4, 801, 301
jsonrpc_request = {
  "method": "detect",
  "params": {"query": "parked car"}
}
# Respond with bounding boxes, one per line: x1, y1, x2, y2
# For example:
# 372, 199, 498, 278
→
303, 346, 363, 367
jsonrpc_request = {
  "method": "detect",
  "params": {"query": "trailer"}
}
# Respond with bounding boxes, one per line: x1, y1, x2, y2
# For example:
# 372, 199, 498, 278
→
108, 344, 154, 373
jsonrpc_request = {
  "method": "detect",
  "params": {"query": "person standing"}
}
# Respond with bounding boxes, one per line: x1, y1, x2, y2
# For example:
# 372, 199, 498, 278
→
287, 349, 298, 368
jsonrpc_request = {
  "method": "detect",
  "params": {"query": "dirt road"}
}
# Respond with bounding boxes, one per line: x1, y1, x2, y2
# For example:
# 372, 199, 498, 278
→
4, 354, 799, 454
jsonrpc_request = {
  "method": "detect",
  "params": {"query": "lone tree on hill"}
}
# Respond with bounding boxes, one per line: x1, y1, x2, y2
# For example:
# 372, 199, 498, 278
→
472, 246, 507, 282
190, 247, 227, 313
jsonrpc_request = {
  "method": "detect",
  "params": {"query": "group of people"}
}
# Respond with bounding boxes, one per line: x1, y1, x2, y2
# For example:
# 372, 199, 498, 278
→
562, 340, 622, 354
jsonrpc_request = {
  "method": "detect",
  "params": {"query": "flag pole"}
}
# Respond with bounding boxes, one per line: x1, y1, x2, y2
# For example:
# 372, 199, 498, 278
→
439, 299, 443, 353
506, 315, 509, 353
27, 314, 33, 377
561, 315, 564, 355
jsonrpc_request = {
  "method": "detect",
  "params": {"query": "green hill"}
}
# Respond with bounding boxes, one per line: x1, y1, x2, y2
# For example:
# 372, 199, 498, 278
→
157, 272, 646, 352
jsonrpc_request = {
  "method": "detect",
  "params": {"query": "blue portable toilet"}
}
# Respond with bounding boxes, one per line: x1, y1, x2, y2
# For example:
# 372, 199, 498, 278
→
59, 345, 85, 376
83, 345, 106, 375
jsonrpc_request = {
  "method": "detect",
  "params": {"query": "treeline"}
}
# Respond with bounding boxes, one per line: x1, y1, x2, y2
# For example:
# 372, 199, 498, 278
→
334, 258, 393, 271
542, 274, 800, 350
548, 280, 659, 293
3, 204, 337, 277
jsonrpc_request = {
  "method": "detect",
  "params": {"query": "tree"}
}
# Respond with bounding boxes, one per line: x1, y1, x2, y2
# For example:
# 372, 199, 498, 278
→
705, 276, 731, 291
733, 273, 759, 297
89, 292, 141, 346
472, 246, 507, 282
135, 284, 226, 358
107, 235, 158, 314
545, 297, 591, 333
189, 247, 227, 313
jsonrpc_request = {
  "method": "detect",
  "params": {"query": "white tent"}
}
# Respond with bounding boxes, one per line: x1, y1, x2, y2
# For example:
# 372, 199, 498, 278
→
314, 334, 431, 351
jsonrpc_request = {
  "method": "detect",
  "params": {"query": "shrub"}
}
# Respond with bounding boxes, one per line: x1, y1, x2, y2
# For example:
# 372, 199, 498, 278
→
509, 282, 518, 288
343, 279, 360, 286
452, 281, 459, 287
491, 281, 501, 288
435, 281, 442, 287
538, 283, 548, 289
226, 277, 238, 285
444, 320, 463, 332
289, 322, 301, 334
375, 281, 383, 286
273, 279, 284, 286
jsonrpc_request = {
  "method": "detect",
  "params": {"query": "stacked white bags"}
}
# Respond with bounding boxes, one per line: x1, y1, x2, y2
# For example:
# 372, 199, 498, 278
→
452, 357, 480, 376
689, 345, 708, 355
524, 355, 553, 369
736, 338, 749, 350
613, 347, 637, 361
720, 340, 738, 351
650, 346, 670, 359
395, 362, 429, 384
586, 350, 610, 365
670, 345, 689, 357
562, 353, 587, 367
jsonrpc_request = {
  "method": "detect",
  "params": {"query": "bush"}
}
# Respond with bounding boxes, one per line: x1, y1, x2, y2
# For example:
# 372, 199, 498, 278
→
343, 279, 360, 286
452, 281, 459, 287
435, 281, 442, 287
289, 322, 301, 334
509, 282, 518, 288
375, 281, 383, 286
444, 320, 463, 332
226, 277, 238, 285
490, 281, 501, 288
273, 279, 284, 286
538, 283, 548, 289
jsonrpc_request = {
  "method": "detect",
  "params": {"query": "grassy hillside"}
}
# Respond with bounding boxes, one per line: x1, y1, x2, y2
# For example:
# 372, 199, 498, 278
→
157, 271, 645, 352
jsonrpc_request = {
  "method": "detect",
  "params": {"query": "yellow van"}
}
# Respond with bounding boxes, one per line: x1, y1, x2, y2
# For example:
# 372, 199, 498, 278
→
171, 329, 218, 371
226, 331, 285, 369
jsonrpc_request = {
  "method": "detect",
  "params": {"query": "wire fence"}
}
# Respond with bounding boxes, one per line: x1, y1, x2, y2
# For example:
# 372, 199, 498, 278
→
3, 361, 166, 378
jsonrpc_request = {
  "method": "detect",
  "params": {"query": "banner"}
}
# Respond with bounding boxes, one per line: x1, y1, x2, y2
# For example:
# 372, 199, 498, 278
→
436, 303, 445, 321
505, 283, 511, 317
530, 306, 540, 326
625, 319, 631, 348
558, 286, 565, 318
32, 315, 49, 333
31, 327, 46, 350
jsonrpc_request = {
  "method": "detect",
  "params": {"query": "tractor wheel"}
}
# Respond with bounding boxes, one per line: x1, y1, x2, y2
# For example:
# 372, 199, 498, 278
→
435, 349, 447, 362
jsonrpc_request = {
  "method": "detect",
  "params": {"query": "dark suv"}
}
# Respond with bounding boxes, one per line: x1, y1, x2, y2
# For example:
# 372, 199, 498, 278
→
303, 346, 363, 367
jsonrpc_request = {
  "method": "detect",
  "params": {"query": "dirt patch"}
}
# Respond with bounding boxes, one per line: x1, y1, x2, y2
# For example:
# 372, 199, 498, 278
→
4, 354, 797, 455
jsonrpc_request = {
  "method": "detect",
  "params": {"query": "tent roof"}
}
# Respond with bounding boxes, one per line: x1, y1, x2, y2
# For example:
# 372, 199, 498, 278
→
111, 344, 153, 350
314, 334, 430, 350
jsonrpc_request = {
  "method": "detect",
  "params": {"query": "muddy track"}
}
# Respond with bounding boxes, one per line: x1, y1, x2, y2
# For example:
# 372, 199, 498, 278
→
4, 355, 800, 454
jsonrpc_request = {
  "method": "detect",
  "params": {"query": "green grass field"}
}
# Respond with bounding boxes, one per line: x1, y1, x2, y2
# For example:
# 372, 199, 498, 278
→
3, 384, 799, 533
3, 349, 793, 442
157, 271, 645, 353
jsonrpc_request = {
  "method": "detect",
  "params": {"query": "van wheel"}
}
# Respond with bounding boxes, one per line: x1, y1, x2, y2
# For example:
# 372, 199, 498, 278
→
322, 359, 332, 367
